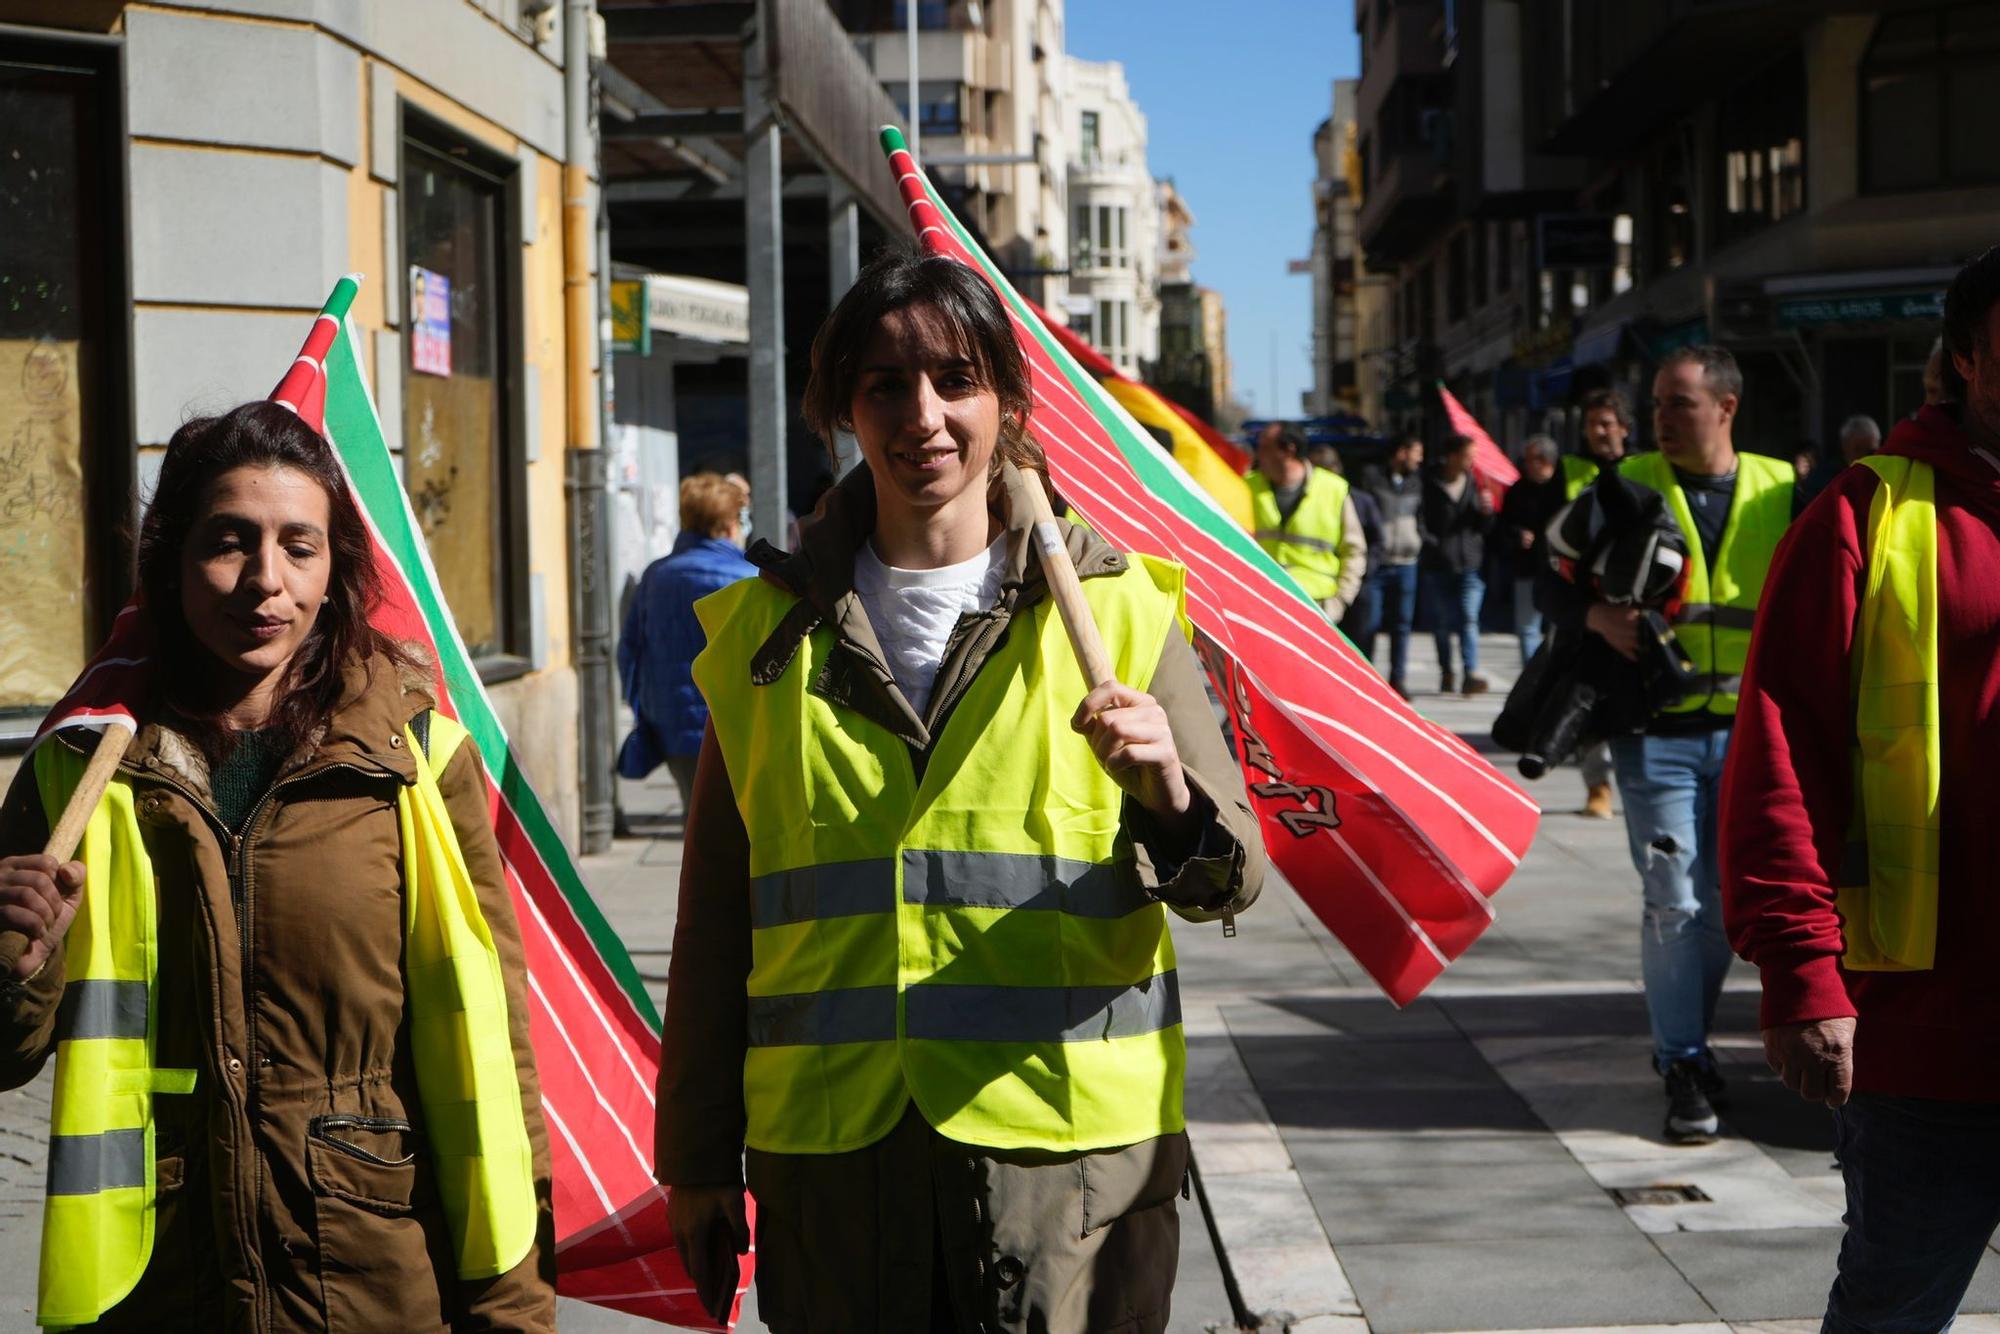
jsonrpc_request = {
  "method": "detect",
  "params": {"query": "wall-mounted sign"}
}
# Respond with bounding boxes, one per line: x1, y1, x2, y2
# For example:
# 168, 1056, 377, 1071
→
1535, 214, 1617, 271
608, 274, 752, 356
609, 279, 650, 356
409, 266, 452, 377
1775, 289, 1944, 329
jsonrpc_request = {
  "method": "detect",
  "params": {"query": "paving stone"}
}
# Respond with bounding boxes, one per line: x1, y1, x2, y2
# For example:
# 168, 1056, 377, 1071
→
1224, 1242, 1361, 1323
1299, 1157, 1631, 1245
1262, 1085, 1547, 1138
1653, 1229, 2000, 1322
1234, 1033, 1506, 1094
1591, 1158, 1843, 1234
1337, 1232, 1717, 1333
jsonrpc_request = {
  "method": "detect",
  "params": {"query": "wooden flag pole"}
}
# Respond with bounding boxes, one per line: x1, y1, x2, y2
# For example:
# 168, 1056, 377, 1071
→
42, 724, 134, 863
1020, 478, 1118, 690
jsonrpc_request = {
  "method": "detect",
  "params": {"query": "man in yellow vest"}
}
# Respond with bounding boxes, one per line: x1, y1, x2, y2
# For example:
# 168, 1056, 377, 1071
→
1581, 345, 1797, 1144
1248, 422, 1366, 622
1721, 248, 2000, 1332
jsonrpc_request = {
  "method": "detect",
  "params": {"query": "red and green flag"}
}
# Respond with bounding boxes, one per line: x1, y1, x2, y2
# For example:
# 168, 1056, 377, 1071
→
882, 129, 1540, 1003
39, 276, 732, 1329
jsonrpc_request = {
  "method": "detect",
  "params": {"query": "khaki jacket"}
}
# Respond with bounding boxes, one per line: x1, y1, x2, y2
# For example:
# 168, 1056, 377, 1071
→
0, 652, 556, 1332
655, 463, 1265, 1332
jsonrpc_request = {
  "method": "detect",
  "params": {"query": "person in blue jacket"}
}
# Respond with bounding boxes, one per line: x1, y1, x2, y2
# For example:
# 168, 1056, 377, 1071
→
617, 473, 756, 808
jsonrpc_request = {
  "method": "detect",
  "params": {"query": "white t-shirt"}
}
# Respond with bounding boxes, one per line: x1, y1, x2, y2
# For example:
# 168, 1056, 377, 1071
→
852, 534, 1008, 719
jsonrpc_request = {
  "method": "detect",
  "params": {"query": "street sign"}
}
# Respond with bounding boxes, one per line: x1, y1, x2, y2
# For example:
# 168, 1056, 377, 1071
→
1775, 288, 1944, 329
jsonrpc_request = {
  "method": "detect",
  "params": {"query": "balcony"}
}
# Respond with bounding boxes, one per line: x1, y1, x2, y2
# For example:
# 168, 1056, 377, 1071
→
1530, 0, 1828, 154
1355, 144, 1452, 265
1356, 0, 1446, 132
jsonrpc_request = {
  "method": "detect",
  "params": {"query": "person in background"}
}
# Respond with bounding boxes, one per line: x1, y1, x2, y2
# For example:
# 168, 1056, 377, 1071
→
1722, 246, 2000, 1333
1420, 433, 1493, 697
1792, 442, 1821, 486
617, 474, 755, 812
1318, 448, 1386, 650
1799, 416, 1884, 507
1567, 389, 1634, 499
1359, 431, 1427, 697
1583, 344, 1797, 1143
1571, 389, 1631, 817
1248, 423, 1366, 623
1498, 435, 1565, 664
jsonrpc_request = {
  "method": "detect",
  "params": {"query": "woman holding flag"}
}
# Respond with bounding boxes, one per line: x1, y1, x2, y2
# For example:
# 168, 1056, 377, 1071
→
0, 402, 554, 1329
656, 248, 1264, 1332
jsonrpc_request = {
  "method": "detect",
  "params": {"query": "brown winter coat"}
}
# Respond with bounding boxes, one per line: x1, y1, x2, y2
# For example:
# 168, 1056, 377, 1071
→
655, 462, 1265, 1333
0, 652, 556, 1332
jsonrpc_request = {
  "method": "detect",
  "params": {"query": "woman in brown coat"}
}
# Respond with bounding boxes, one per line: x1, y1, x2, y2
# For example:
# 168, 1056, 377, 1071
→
0, 402, 555, 1330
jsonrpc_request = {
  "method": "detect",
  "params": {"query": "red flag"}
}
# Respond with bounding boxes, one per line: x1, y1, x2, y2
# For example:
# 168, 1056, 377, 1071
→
1437, 381, 1519, 510
883, 130, 1539, 1003
38, 277, 733, 1329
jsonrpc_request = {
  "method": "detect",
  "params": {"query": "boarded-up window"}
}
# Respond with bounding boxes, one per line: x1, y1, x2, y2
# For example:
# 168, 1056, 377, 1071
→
401, 122, 516, 662
0, 39, 124, 724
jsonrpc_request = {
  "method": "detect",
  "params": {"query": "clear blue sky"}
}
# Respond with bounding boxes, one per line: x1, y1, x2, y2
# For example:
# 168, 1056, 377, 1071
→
1068, 1, 1359, 420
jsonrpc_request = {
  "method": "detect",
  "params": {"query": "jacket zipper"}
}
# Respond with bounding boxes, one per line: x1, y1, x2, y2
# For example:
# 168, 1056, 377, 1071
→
308, 1114, 417, 1167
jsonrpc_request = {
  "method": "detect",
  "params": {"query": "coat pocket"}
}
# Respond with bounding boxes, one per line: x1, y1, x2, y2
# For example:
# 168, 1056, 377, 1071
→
307, 1114, 419, 1214
308, 1114, 448, 1331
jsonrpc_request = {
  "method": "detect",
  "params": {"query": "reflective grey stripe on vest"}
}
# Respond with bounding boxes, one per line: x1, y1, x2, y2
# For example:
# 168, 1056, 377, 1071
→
902, 850, 1150, 919
746, 972, 1183, 1047
751, 859, 894, 928
1674, 603, 1758, 631
748, 986, 897, 1046
55, 979, 147, 1041
46, 1128, 146, 1196
1253, 529, 1340, 554
906, 970, 1180, 1043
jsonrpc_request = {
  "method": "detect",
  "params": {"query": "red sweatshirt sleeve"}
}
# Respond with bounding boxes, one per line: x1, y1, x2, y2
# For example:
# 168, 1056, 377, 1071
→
1720, 471, 1877, 1030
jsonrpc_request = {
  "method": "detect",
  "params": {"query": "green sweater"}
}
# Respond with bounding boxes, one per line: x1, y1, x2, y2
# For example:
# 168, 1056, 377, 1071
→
213, 730, 288, 834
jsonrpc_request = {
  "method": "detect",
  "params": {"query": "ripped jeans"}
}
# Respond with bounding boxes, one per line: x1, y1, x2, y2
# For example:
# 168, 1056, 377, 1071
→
1609, 729, 1735, 1070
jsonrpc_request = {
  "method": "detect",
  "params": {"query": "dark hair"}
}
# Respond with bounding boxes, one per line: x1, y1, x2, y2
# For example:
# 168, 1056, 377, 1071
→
1392, 429, 1424, 451
1659, 344, 1744, 402
138, 401, 416, 759
1261, 422, 1308, 456
1942, 245, 2000, 402
1442, 432, 1476, 456
1579, 387, 1634, 429
801, 246, 1045, 484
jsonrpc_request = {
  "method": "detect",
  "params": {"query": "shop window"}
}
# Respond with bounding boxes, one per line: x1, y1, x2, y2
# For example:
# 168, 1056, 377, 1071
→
400, 112, 524, 667
0, 35, 128, 733
1716, 52, 1806, 248
1650, 138, 1695, 277
1862, 4, 2000, 192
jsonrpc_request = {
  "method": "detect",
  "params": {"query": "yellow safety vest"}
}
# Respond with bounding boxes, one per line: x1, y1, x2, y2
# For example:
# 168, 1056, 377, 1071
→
1248, 467, 1349, 602
1621, 450, 1794, 716
692, 551, 1191, 1156
32, 714, 536, 1327
1562, 454, 1601, 502
1839, 454, 1942, 972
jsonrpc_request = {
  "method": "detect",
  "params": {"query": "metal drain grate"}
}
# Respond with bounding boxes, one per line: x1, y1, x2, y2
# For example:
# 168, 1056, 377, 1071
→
1610, 1184, 1712, 1206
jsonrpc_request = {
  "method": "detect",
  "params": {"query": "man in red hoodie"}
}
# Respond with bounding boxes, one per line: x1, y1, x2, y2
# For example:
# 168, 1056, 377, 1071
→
1722, 246, 2000, 1332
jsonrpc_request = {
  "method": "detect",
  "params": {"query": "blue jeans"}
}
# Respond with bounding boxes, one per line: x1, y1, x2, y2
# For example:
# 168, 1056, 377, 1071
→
1341, 566, 1382, 650
1609, 730, 1734, 1068
1368, 563, 1419, 687
1824, 1095, 2000, 1333
1513, 575, 1543, 663
1423, 569, 1485, 678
